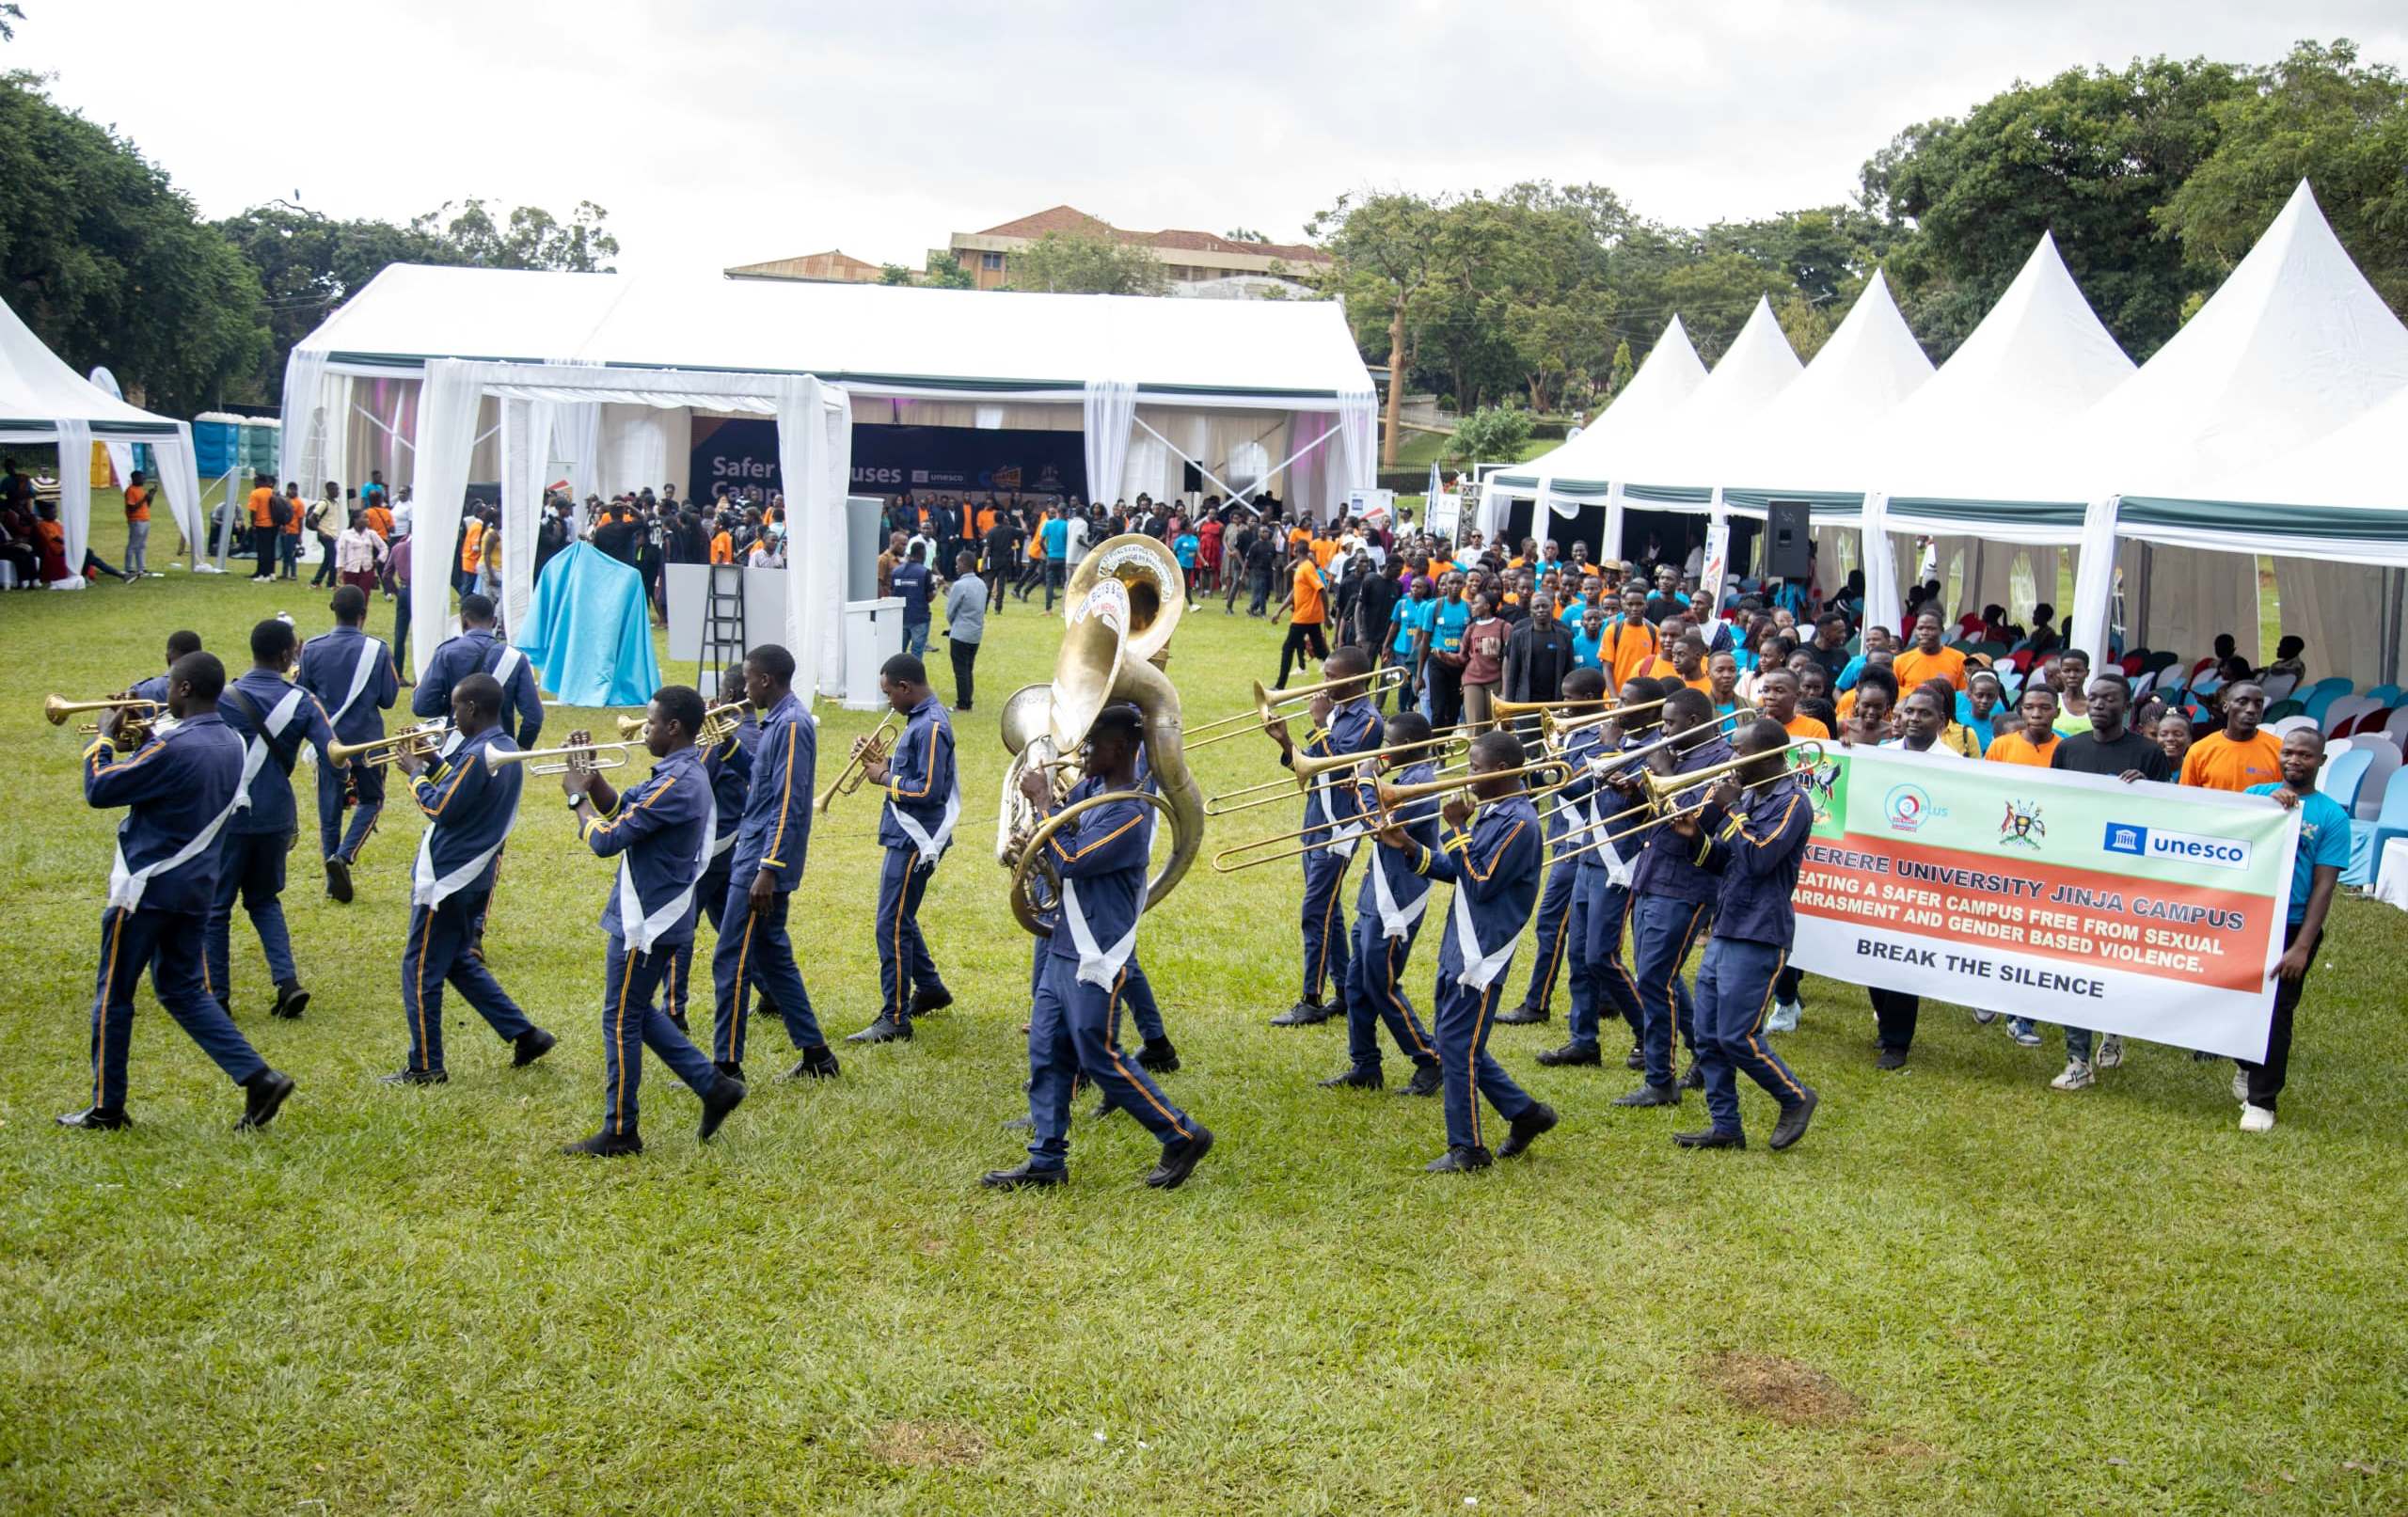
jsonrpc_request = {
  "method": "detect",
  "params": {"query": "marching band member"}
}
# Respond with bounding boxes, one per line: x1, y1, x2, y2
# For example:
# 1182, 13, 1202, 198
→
129, 629, 202, 704
62, 652, 296, 1133
557, 688, 748, 1156
1498, 671, 1613, 1029
1537, 672, 1650, 1069
1670, 719, 1818, 1152
210, 619, 336, 1021
1609, 687, 1733, 1110
847, 654, 958, 1045
388, 674, 557, 1082
412, 593, 544, 748
1318, 710, 1445, 1097
1261, 645, 1383, 1028
983, 703, 1213, 1190
710, 644, 837, 1084
296, 585, 400, 904
1376, 728, 1558, 1174
670, 671, 760, 1032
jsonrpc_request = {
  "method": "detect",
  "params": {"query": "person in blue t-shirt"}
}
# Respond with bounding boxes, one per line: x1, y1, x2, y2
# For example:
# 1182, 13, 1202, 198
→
2236, 727, 2348, 1131
1570, 607, 1605, 672
1173, 529, 1199, 591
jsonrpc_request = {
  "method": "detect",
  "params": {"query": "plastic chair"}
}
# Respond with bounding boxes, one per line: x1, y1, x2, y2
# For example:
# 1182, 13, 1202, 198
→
2119, 652, 2145, 676
2322, 695, 2379, 735
2344, 736, 2401, 822
2271, 714, 2319, 738
2301, 678, 2353, 720
2366, 684, 2401, 706
2386, 707, 2408, 750
2349, 705, 2399, 737
2131, 671, 2157, 700
2368, 768, 2408, 869
2146, 650, 2181, 675
2319, 745, 2374, 814
2266, 699, 2305, 720
2257, 672, 2296, 703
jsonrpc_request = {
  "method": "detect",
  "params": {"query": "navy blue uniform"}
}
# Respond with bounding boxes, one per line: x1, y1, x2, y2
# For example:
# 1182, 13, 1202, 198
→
874, 696, 958, 1025
1020, 776, 1196, 1172
578, 745, 721, 1136
1340, 759, 1442, 1077
1626, 734, 1732, 1090
295, 624, 401, 865
412, 628, 544, 748
1292, 696, 1382, 1006
1562, 732, 1648, 1055
711, 691, 824, 1064
399, 726, 536, 1073
1689, 774, 1815, 1138
670, 708, 760, 1022
1515, 802, 1581, 1017
210, 669, 336, 1003
1398, 793, 1546, 1152
83, 715, 267, 1111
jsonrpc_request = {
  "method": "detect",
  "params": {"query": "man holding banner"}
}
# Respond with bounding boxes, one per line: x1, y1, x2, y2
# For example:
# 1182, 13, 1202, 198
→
2236, 729, 2349, 1132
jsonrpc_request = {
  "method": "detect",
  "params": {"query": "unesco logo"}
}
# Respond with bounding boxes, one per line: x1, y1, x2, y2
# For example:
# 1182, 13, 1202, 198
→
1883, 783, 1942, 833
2103, 822, 2252, 870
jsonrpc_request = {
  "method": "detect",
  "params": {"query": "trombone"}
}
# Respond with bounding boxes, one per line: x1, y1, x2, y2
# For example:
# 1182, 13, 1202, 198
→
1181, 667, 1409, 751
484, 739, 636, 776
328, 719, 452, 767
1538, 696, 1671, 750
616, 700, 750, 746
1490, 694, 1612, 724
1203, 733, 1471, 817
1207, 739, 1467, 871
816, 710, 899, 814
1549, 739, 1824, 870
44, 693, 163, 735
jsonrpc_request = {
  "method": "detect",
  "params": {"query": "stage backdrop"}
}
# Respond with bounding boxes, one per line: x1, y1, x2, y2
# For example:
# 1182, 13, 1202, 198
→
692, 419, 1086, 500
1784, 746, 2300, 1060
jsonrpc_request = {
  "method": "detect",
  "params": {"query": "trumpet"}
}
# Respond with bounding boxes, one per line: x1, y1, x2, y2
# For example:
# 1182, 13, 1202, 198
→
1181, 667, 1409, 751
617, 700, 750, 746
44, 693, 163, 736
1203, 734, 1471, 816
328, 719, 452, 767
484, 739, 635, 776
1549, 739, 1824, 869
816, 710, 898, 814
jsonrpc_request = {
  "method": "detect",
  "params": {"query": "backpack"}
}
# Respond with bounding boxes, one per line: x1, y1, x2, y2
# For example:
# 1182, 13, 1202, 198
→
269, 494, 294, 529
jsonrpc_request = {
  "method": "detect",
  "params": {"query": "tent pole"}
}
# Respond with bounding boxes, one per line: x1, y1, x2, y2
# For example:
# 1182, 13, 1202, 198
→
2384, 567, 2404, 687
2134, 543, 2154, 656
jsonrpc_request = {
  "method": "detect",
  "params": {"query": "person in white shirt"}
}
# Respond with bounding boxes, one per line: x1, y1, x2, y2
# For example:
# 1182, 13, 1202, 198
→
333, 511, 389, 592
1062, 512, 1089, 568
391, 487, 415, 541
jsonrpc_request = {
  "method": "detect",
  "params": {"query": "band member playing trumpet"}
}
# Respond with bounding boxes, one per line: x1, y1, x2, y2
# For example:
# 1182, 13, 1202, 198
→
1261, 646, 1383, 1028
296, 586, 400, 904
211, 619, 337, 1021
413, 593, 544, 749
129, 629, 202, 704
1611, 687, 1733, 1110
388, 674, 557, 1083
982, 703, 1212, 1190
847, 654, 958, 1046
1669, 719, 1818, 1152
711, 645, 837, 1084
670, 670, 761, 1032
1374, 729, 1557, 1173
1539, 675, 1656, 1070
62, 652, 296, 1133
556, 688, 748, 1156
1501, 667, 1611, 1028
1318, 711, 1445, 1097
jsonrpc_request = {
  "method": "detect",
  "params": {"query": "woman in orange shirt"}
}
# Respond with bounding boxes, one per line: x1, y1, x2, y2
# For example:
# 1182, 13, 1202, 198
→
1984, 686, 2062, 766
121, 470, 153, 577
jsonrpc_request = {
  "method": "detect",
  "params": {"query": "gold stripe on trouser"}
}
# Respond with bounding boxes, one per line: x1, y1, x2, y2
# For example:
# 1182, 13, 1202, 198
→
1535, 882, 1571, 1003
411, 908, 436, 1070
889, 853, 915, 1019
1465, 978, 1503, 1149
610, 947, 639, 1134
94, 910, 125, 1107
1309, 862, 1345, 999
1385, 933, 1432, 1058
1104, 966, 1187, 1139
726, 911, 757, 1054
1741, 949, 1805, 1100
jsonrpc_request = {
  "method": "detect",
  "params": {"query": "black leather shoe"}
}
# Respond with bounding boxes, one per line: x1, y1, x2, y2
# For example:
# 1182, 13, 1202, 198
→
1625, 1047, 1646, 1070
271, 980, 310, 1020
1270, 1000, 1333, 1027
56, 1105, 132, 1130
1319, 1065, 1384, 1090
910, 987, 953, 1017
1494, 1003, 1549, 1025
325, 857, 354, 904
1424, 1145, 1493, 1173
781, 1045, 840, 1081
237, 1068, 294, 1130
1877, 1047, 1909, 1071
668, 1010, 689, 1034
1769, 1088, 1819, 1151
1613, 1083, 1680, 1108
697, 1076, 746, 1143
715, 1061, 746, 1084
980, 1161, 1066, 1190
1536, 1042, 1602, 1067
381, 1067, 448, 1086
1678, 1062, 1704, 1092
1145, 1126, 1214, 1189
1398, 1063, 1443, 1098
512, 1028, 557, 1068
1497, 1102, 1558, 1159
1135, 1036, 1180, 1073
562, 1129, 643, 1157
846, 1016, 911, 1044
1673, 1127, 1746, 1149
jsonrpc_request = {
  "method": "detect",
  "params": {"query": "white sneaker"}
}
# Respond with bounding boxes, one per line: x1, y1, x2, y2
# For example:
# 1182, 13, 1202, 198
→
1766, 1000, 1800, 1033
2239, 1104, 2275, 1132
1972, 1007, 1998, 1024
2232, 1068, 2250, 1103
2050, 1059, 2095, 1092
2096, 1035, 2124, 1069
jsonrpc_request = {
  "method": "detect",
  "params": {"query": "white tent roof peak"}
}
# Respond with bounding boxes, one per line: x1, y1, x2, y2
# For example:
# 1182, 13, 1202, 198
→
0, 292, 172, 430
1608, 294, 1802, 485
1718, 271, 1932, 490
1477, 314, 1707, 494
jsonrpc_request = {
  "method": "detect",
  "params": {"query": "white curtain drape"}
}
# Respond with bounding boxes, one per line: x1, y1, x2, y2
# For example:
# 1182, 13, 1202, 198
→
555, 401, 602, 502
1861, 493, 1901, 633
775, 376, 852, 700
1336, 389, 1377, 524
2115, 539, 2259, 666
153, 421, 203, 569
408, 359, 492, 674
53, 419, 91, 587
1083, 380, 1138, 510
1603, 482, 1626, 562
2274, 559, 2401, 688
498, 395, 556, 637
279, 348, 332, 492
601, 403, 672, 499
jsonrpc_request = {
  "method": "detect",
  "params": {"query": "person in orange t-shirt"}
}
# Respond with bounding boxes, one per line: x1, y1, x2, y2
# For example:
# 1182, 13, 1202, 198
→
1893, 609, 1969, 692
1309, 532, 1337, 570
1984, 686, 2062, 766
1601, 586, 1660, 694
1273, 547, 1328, 688
121, 470, 153, 577
361, 502, 393, 540
2180, 682, 2284, 791
246, 475, 279, 579
1752, 668, 1831, 740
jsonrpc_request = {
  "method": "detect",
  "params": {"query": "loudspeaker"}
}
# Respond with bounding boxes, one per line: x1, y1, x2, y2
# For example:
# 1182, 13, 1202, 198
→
1765, 499, 1812, 579
1181, 461, 1205, 495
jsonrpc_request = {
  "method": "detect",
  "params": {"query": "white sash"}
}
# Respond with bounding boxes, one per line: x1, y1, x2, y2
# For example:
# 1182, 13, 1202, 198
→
232, 687, 307, 812
1367, 850, 1429, 940
489, 643, 526, 689
1058, 877, 1138, 989
617, 797, 717, 955
411, 746, 515, 908
327, 637, 384, 728
107, 759, 243, 913
887, 778, 961, 866
1308, 769, 1364, 860
1450, 868, 1519, 991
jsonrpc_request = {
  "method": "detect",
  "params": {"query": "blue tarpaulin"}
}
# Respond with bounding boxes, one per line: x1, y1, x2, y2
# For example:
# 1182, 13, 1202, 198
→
518, 543, 660, 707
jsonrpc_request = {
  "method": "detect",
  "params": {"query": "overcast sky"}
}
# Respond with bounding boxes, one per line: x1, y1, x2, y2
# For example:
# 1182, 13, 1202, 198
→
21, 2, 2405, 283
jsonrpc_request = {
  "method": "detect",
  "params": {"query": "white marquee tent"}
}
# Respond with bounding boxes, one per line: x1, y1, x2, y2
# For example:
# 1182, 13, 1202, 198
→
1, 292, 203, 584
1478, 315, 1707, 543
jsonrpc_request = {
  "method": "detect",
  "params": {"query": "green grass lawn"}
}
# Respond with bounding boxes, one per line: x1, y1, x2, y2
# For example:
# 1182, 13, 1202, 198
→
4, 511, 2405, 1513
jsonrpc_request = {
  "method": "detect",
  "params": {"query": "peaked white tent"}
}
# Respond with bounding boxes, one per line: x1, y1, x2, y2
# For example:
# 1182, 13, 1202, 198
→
0, 293, 202, 584
1478, 315, 1707, 542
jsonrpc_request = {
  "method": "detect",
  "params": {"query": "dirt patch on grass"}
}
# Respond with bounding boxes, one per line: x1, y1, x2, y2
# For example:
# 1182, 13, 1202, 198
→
1702, 1351, 1863, 1427
866, 1419, 990, 1468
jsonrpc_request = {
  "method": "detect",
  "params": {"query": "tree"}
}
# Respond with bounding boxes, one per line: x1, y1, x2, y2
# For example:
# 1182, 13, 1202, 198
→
407, 198, 619, 272
1310, 192, 1455, 465
1775, 292, 1837, 361
2160, 39, 2408, 315
920, 250, 974, 290
1448, 404, 1536, 466
1608, 340, 1635, 399
1002, 229, 1169, 295
0, 6, 24, 42
0, 72, 268, 413
216, 205, 453, 399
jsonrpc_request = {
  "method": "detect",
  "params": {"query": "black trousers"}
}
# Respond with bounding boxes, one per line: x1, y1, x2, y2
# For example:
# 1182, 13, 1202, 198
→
1776, 965, 1803, 1003
1869, 987, 1918, 1051
254, 528, 277, 578
2240, 923, 2318, 1111
1426, 658, 1465, 730
1276, 621, 1327, 688
949, 639, 979, 712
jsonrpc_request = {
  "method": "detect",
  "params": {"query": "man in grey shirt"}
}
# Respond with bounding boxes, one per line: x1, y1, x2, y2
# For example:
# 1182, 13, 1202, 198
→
943, 552, 987, 712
